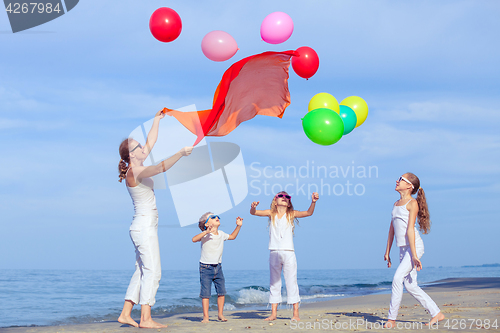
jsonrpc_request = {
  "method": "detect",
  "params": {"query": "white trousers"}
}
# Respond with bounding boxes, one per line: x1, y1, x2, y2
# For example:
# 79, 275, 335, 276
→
388, 242, 440, 320
269, 250, 300, 304
124, 215, 161, 306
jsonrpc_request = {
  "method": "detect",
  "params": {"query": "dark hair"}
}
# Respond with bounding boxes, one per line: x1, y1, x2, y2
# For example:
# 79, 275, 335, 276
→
118, 139, 130, 182
405, 172, 431, 234
198, 220, 207, 232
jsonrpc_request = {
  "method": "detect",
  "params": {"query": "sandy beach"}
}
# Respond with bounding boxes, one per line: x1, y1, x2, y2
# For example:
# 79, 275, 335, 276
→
3, 278, 499, 333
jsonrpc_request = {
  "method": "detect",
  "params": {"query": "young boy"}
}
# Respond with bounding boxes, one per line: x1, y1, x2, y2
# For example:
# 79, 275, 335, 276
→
192, 212, 243, 323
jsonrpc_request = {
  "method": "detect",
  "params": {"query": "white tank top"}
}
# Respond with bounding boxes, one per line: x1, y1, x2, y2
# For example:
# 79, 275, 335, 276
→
269, 214, 294, 251
392, 199, 422, 247
126, 177, 158, 216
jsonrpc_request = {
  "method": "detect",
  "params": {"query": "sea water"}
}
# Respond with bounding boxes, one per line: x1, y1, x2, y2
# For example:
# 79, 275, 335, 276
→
1, 266, 499, 327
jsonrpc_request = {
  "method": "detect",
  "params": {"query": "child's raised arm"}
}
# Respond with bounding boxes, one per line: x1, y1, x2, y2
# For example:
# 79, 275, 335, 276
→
294, 192, 319, 218
192, 227, 211, 243
228, 217, 243, 240
250, 201, 271, 217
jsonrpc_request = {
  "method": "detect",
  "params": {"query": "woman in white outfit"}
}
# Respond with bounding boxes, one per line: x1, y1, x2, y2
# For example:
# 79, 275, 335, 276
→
117, 109, 193, 328
250, 191, 319, 322
383, 173, 445, 328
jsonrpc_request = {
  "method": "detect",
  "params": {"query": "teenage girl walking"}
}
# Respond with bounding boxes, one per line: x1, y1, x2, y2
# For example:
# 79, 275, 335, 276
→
117, 109, 193, 328
383, 173, 445, 328
250, 191, 319, 321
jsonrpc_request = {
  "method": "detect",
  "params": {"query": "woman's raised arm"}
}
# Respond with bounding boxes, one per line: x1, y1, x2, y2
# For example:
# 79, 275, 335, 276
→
128, 147, 192, 186
142, 109, 166, 158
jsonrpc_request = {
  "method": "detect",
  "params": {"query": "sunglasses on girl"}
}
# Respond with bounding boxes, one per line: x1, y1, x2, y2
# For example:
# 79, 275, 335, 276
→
130, 143, 142, 152
275, 193, 291, 200
397, 176, 414, 188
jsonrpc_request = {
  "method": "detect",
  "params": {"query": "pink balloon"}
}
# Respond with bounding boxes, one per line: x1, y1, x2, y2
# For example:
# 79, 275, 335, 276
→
201, 31, 238, 62
260, 12, 294, 44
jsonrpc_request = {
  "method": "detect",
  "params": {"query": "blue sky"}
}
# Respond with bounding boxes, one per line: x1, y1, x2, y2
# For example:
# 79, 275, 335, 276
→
1, 0, 499, 271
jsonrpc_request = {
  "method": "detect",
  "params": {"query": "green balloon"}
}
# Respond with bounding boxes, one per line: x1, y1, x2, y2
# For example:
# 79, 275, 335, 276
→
339, 105, 357, 135
302, 108, 344, 145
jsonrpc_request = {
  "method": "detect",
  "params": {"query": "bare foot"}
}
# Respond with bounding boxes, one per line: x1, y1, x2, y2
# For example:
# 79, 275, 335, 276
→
218, 315, 228, 322
291, 315, 300, 321
201, 317, 209, 323
384, 320, 396, 328
118, 315, 139, 327
426, 312, 445, 326
139, 319, 168, 328
264, 314, 277, 321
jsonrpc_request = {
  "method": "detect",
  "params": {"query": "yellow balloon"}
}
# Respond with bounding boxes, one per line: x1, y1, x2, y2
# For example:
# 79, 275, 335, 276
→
340, 96, 368, 127
308, 93, 340, 113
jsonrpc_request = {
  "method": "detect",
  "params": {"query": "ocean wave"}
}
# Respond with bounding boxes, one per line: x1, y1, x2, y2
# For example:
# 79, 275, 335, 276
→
236, 286, 270, 304
300, 294, 345, 300
44, 282, 393, 326
298, 281, 392, 296
224, 303, 236, 311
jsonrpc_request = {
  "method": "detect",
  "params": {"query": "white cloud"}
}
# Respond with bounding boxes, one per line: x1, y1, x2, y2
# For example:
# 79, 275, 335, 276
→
0, 86, 46, 112
0, 118, 26, 129
0, 82, 212, 123
0, 117, 68, 130
376, 100, 500, 125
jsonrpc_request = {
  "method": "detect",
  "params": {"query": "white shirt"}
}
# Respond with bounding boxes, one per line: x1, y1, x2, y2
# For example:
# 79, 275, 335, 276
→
126, 177, 157, 216
392, 199, 422, 247
269, 214, 294, 251
200, 230, 230, 264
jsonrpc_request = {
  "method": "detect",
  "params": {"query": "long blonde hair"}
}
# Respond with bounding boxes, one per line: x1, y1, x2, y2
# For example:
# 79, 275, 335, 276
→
405, 172, 431, 234
269, 191, 298, 231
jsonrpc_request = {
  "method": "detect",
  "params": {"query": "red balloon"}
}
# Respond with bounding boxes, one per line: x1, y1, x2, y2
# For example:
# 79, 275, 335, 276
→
149, 7, 182, 43
292, 46, 319, 79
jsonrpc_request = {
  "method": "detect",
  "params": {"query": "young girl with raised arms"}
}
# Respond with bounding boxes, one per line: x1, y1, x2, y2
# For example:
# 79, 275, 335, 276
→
383, 173, 445, 328
250, 191, 319, 322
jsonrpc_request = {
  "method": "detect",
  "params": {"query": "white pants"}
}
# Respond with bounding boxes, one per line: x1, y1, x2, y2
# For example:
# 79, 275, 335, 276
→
388, 242, 440, 320
269, 250, 300, 304
124, 215, 161, 306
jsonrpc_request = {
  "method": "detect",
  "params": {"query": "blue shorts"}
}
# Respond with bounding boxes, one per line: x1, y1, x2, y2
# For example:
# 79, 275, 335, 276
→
199, 262, 226, 298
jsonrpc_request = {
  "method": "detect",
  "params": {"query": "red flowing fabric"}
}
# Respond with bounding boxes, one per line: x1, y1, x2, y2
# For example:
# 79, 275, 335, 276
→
163, 50, 297, 146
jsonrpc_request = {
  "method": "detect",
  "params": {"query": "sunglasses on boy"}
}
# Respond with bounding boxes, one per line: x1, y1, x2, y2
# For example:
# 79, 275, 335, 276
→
205, 215, 220, 224
275, 193, 291, 200
130, 143, 142, 152
397, 176, 414, 189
